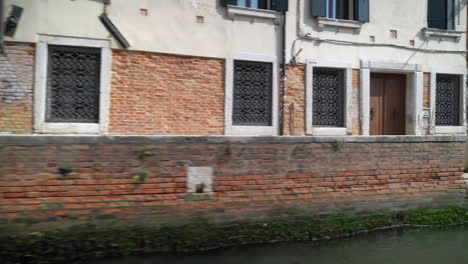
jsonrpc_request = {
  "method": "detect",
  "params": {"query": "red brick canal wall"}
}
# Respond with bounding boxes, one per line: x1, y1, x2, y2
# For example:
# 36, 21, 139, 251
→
0, 135, 465, 229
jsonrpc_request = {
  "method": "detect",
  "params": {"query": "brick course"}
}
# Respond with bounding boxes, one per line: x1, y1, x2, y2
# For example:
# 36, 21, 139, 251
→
0, 136, 465, 228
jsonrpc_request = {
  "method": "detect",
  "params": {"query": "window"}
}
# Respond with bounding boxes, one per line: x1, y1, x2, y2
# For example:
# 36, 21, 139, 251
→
428, 0, 455, 30
435, 74, 460, 126
34, 35, 111, 134
312, 68, 344, 127
225, 53, 279, 136
46, 45, 101, 123
306, 61, 352, 136
430, 68, 466, 135
325, 0, 353, 20
236, 0, 269, 9
312, 0, 369, 22
221, 0, 288, 11
232, 60, 273, 126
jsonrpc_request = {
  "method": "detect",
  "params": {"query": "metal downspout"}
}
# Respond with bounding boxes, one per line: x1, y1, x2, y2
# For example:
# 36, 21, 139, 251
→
281, 10, 287, 135
0, 0, 5, 54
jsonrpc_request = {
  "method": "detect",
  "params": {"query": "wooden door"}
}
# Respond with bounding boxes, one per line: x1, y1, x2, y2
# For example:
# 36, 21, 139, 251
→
370, 74, 406, 135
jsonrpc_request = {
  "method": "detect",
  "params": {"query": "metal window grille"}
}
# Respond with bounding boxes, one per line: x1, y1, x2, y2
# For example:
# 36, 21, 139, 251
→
232, 60, 273, 126
436, 74, 460, 126
312, 68, 344, 127
46, 45, 101, 123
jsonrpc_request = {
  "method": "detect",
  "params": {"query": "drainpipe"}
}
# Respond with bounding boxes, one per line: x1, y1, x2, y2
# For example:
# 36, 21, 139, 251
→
0, 0, 4, 54
280, 10, 287, 135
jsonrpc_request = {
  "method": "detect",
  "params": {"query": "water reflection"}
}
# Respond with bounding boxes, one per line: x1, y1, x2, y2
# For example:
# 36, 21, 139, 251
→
93, 225, 468, 264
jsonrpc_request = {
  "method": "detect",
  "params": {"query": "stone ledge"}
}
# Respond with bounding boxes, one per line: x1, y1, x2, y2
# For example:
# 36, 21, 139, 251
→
0, 135, 465, 146
317, 17, 363, 33
422, 27, 464, 41
227, 5, 281, 25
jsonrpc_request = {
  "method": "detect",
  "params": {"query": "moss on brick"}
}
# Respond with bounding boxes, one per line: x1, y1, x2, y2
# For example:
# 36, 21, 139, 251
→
2, 206, 468, 264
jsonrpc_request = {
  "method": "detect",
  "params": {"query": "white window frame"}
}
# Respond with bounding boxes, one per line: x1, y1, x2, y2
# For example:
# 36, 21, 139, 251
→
224, 52, 279, 136
430, 68, 467, 135
306, 60, 352, 136
34, 35, 111, 134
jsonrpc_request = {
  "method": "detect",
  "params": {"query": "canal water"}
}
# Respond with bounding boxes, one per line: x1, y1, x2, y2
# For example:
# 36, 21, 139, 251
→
93, 225, 468, 264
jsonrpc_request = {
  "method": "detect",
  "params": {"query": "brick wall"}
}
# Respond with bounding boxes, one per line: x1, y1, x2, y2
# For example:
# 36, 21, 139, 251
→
422, 72, 431, 135
0, 42, 34, 134
284, 65, 305, 136
283, 66, 361, 136
109, 51, 225, 135
0, 135, 465, 229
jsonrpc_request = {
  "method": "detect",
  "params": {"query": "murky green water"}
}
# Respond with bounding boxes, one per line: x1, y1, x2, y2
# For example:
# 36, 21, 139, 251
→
93, 225, 468, 264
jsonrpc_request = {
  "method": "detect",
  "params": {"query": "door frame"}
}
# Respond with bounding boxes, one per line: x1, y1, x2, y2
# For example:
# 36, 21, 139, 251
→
360, 60, 423, 136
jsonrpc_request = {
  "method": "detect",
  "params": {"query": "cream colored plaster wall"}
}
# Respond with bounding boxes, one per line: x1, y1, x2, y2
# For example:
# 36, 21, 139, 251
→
3, 0, 467, 70
4, 0, 281, 58
288, 0, 467, 71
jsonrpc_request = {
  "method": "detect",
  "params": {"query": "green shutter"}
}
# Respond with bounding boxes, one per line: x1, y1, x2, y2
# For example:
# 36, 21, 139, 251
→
272, 0, 288, 12
221, 0, 237, 6
354, 0, 369, 22
311, 0, 327, 17
428, 0, 447, 29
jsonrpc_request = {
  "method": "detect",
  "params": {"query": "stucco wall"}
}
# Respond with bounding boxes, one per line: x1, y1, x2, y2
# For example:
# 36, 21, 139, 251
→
4, 0, 466, 71
287, 0, 467, 71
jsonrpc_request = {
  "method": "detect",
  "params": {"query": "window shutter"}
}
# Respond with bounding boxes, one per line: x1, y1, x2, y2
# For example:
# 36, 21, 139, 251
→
354, 0, 369, 22
428, 0, 447, 29
311, 0, 327, 17
272, 0, 288, 12
221, 0, 237, 6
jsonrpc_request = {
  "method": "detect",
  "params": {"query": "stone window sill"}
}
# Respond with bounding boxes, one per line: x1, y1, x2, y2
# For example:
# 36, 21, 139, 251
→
435, 126, 466, 134
317, 17, 363, 33
227, 5, 281, 25
423, 27, 463, 41
309, 127, 347, 136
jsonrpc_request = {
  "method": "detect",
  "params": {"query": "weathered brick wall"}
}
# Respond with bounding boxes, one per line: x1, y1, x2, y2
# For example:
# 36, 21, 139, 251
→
283, 66, 361, 136
109, 51, 225, 135
422, 72, 431, 135
0, 136, 465, 229
284, 65, 305, 136
0, 42, 34, 134
351, 69, 360, 135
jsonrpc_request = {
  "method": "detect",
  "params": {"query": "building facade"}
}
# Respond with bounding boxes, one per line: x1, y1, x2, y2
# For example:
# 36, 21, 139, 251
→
0, 0, 466, 137
0, 0, 467, 228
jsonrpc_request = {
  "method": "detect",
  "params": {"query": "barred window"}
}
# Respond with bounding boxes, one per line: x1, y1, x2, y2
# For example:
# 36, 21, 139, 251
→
232, 60, 273, 126
312, 68, 344, 127
46, 45, 101, 123
435, 74, 460, 126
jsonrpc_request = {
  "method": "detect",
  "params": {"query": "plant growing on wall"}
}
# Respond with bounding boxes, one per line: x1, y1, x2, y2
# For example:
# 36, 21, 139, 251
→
132, 170, 150, 183
136, 150, 155, 160
332, 140, 345, 152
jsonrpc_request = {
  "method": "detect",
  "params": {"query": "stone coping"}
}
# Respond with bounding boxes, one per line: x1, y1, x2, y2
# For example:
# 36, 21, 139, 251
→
0, 135, 465, 146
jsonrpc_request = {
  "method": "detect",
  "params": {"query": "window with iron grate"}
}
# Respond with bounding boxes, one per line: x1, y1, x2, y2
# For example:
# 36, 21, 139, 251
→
46, 45, 101, 123
232, 60, 273, 126
312, 68, 344, 127
435, 74, 460, 126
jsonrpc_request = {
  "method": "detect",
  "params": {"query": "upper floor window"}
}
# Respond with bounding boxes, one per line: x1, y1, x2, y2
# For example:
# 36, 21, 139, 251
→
312, 0, 369, 22
221, 0, 288, 12
428, 0, 455, 30
237, 0, 269, 9
325, 0, 352, 20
